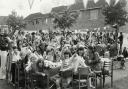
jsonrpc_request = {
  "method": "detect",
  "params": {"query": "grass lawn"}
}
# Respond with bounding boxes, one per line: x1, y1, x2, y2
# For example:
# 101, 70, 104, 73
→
104, 76, 128, 89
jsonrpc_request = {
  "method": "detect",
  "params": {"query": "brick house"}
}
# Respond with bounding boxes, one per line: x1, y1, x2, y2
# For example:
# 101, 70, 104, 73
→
24, 13, 50, 31
24, 0, 127, 32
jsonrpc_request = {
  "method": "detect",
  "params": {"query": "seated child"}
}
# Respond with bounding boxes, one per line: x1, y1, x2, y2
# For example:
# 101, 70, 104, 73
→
58, 50, 73, 89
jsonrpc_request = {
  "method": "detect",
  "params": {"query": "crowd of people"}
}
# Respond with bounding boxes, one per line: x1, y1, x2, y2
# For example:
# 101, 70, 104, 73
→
0, 29, 126, 89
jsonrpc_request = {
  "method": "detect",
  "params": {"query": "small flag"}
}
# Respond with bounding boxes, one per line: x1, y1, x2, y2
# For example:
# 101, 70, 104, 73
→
114, 0, 120, 5
105, 0, 111, 5
94, 0, 99, 3
83, 0, 89, 8
46, 18, 48, 24
28, 0, 35, 9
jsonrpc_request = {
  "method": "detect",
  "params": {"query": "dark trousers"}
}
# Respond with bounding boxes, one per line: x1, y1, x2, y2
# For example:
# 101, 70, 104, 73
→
11, 63, 16, 84
120, 42, 123, 53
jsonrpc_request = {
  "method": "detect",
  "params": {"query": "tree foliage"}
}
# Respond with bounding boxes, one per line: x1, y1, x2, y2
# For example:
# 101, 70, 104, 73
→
6, 11, 26, 36
52, 10, 79, 30
102, 0, 128, 27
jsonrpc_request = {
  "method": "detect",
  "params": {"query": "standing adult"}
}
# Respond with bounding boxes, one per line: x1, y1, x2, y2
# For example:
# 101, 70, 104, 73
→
118, 32, 123, 53
0, 29, 10, 79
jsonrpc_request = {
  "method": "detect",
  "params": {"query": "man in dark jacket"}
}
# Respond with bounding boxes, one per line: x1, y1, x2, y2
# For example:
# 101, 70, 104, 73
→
118, 32, 123, 53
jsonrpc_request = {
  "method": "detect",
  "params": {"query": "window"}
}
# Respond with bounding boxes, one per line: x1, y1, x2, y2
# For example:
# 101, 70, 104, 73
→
46, 18, 48, 24
36, 19, 39, 24
90, 9, 99, 20
78, 11, 82, 18
42, 19, 45, 24
51, 18, 54, 24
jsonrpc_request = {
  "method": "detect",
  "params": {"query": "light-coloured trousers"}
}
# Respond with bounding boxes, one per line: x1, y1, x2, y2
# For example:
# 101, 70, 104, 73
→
0, 50, 8, 79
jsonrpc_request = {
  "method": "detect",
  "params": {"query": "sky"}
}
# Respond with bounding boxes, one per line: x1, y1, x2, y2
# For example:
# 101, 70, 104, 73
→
0, 0, 75, 17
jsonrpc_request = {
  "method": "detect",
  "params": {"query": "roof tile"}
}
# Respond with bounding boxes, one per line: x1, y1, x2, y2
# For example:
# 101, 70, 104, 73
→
51, 6, 68, 13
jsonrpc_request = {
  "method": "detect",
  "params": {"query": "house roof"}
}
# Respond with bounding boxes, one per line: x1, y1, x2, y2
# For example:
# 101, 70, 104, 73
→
87, 0, 107, 9
51, 6, 68, 13
0, 16, 8, 25
68, 2, 84, 11
53, 0, 107, 12
24, 0, 108, 21
24, 13, 51, 21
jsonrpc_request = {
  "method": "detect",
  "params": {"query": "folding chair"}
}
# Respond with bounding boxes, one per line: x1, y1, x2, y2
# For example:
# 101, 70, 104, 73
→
102, 61, 113, 88
47, 67, 61, 89
30, 72, 50, 89
94, 70, 102, 89
73, 67, 95, 89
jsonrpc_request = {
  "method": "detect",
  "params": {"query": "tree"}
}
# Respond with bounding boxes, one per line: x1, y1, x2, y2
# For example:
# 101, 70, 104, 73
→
102, 0, 128, 27
102, 0, 128, 53
6, 11, 26, 37
102, 0, 128, 35
52, 10, 79, 35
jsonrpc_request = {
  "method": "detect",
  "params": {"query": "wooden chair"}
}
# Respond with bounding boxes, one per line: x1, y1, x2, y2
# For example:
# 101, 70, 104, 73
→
30, 72, 53, 89
73, 67, 94, 89
93, 70, 102, 89
46, 67, 61, 89
102, 61, 113, 88
59, 70, 73, 89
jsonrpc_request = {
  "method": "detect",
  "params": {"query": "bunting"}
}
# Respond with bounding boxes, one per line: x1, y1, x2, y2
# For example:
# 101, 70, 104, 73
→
83, 0, 89, 8
28, 0, 35, 9
114, 0, 120, 5
105, 0, 111, 5
27, 0, 121, 10
94, 0, 99, 3
93, 0, 120, 5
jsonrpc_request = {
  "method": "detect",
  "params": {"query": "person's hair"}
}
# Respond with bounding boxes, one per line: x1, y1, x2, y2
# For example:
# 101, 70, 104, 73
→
88, 46, 94, 52
64, 50, 72, 57
31, 32, 35, 36
13, 46, 17, 49
36, 59, 44, 70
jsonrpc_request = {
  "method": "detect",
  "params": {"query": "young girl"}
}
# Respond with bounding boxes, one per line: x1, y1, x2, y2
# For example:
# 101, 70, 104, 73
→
11, 46, 21, 84
59, 50, 73, 89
